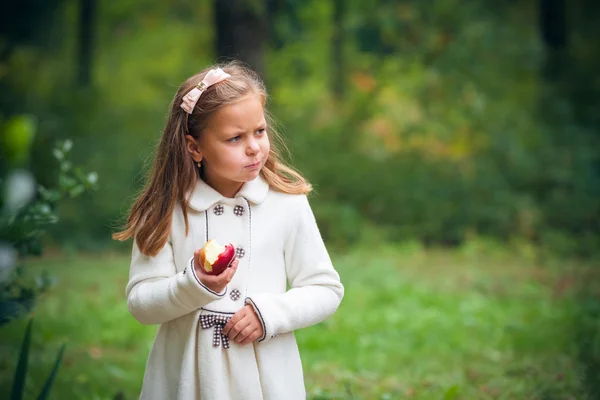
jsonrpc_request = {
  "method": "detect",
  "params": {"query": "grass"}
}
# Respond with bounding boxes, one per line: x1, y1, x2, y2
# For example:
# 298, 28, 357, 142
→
0, 240, 599, 399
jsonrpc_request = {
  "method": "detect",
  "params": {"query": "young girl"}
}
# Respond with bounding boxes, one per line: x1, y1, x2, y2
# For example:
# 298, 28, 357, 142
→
113, 62, 344, 400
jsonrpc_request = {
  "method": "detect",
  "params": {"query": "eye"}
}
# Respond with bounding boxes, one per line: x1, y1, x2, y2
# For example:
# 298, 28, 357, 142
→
228, 135, 241, 143
256, 128, 266, 135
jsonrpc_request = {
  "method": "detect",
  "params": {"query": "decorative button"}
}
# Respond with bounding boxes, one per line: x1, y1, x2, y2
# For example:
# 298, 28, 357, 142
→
230, 289, 241, 301
213, 205, 224, 215
233, 205, 244, 216
235, 247, 245, 259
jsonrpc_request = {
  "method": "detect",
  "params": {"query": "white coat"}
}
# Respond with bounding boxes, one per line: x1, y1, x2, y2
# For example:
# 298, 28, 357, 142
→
126, 175, 344, 399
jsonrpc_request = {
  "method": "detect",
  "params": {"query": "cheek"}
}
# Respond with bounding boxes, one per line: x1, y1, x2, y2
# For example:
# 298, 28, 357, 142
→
222, 147, 251, 170
261, 136, 271, 154
203, 143, 233, 167
216, 149, 242, 167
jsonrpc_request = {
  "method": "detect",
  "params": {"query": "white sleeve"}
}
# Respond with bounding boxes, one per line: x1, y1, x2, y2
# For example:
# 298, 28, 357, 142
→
126, 237, 226, 325
245, 195, 344, 342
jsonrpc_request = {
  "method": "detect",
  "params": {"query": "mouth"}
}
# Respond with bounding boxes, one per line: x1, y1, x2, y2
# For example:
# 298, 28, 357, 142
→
245, 161, 262, 169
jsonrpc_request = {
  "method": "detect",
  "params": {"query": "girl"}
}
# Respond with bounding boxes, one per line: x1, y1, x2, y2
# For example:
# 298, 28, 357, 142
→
113, 61, 344, 400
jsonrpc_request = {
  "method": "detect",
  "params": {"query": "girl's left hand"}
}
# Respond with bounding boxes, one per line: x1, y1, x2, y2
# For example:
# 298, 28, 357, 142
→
223, 305, 264, 345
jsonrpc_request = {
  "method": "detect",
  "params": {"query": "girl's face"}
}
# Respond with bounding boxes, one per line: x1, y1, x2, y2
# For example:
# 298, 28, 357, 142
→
188, 93, 270, 197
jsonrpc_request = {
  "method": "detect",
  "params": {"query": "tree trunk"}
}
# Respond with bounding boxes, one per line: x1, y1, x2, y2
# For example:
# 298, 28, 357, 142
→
78, 0, 96, 87
215, 0, 266, 78
331, 0, 344, 100
539, 0, 567, 50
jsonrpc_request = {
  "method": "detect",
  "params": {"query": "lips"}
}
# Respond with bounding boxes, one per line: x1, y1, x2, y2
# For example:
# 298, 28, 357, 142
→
246, 161, 261, 169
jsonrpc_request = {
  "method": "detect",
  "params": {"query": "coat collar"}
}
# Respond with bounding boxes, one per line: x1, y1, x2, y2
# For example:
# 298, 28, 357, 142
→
188, 175, 269, 212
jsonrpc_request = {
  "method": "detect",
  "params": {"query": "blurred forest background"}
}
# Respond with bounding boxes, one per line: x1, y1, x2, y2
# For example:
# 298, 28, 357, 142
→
1, 0, 598, 255
1, 0, 599, 399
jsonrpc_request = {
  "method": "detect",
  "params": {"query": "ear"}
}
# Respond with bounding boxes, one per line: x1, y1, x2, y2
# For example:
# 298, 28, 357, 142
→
185, 135, 203, 163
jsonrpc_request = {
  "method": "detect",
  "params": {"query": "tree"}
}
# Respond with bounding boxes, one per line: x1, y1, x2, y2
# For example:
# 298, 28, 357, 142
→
78, 0, 97, 87
0, 0, 64, 113
539, 0, 567, 50
539, 0, 568, 85
0, 1, 64, 62
331, 0, 345, 100
214, 0, 266, 77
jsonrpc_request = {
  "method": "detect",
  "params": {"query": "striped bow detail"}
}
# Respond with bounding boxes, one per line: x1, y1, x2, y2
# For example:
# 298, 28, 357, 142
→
200, 314, 232, 349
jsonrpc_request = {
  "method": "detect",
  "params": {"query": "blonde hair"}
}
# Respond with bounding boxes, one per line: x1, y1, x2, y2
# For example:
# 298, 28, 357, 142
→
113, 61, 311, 256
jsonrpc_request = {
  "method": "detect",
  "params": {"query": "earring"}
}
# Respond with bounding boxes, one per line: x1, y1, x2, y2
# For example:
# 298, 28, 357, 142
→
197, 160, 202, 168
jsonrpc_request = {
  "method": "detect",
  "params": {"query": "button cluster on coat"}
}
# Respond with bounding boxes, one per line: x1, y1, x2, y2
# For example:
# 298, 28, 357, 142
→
230, 289, 241, 301
235, 247, 245, 259
233, 205, 245, 216
213, 205, 224, 215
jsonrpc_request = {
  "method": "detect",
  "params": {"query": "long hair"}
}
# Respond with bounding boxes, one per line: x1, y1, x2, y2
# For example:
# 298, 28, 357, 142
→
112, 61, 311, 256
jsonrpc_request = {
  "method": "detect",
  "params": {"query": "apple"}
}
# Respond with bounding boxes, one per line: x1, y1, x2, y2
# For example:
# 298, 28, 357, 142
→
199, 239, 235, 275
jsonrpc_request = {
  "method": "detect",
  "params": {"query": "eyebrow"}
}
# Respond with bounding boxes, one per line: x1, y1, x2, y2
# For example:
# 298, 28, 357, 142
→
223, 123, 267, 136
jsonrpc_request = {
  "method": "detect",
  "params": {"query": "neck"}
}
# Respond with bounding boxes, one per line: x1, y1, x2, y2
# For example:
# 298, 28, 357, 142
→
203, 172, 243, 199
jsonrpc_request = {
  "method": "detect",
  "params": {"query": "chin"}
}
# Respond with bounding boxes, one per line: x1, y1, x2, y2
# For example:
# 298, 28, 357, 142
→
242, 168, 261, 179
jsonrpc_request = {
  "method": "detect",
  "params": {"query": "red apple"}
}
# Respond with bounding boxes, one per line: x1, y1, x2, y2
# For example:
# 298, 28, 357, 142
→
199, 239, 235, 275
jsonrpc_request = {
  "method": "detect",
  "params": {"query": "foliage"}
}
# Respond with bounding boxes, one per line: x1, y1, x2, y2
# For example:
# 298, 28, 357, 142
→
10, 317, 65, 400
0, 115, 98, 324
268, 0, 600, 256
0, 0, 598, 257
0, 115, 97, 398
0, 243, 598, 398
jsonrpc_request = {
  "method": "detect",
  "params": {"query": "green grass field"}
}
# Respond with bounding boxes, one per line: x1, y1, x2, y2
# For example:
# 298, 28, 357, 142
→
1, 241, 599, 399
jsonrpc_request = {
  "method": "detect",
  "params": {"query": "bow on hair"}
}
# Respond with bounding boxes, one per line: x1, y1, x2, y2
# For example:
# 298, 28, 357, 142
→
180, 68, 231, 114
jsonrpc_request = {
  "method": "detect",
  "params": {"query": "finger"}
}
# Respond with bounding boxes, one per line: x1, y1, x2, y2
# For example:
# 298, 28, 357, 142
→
225, 264, 237, 283
218, 263, 238, 285
218, 268, 233, 285
228, 317, 250, 341
240, 330, 262, 345
223, 308, 247, 334
228, 317, 252, 341
228, 259, 239, 275
235, 324, 256, 343
223, 314, 241, 335
231, 260, 239, 276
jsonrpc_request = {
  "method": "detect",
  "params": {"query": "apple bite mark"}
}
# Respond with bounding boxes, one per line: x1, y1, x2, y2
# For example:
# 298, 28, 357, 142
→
199, 239, 236, 275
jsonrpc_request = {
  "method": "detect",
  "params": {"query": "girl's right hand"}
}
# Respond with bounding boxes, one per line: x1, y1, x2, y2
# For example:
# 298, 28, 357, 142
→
193, 249, 238, 294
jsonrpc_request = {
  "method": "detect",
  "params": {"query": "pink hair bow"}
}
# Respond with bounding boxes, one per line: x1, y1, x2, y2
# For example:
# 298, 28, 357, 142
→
180, 68, 231, 114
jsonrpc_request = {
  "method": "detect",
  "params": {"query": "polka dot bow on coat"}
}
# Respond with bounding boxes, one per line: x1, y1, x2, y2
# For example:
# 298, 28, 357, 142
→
200, 314, 232, 349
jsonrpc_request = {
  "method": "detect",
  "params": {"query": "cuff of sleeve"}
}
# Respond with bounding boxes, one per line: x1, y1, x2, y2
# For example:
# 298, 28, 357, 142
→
175, 257, 227, 308
245, 296, 276, 343
187, 256, 227, 297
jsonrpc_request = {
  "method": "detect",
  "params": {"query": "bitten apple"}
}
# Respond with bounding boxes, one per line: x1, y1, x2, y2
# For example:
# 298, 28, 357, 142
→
199, 239, 235, 275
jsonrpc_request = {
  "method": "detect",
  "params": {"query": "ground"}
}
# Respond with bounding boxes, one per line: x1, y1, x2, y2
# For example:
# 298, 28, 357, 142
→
0, 240, 598, 399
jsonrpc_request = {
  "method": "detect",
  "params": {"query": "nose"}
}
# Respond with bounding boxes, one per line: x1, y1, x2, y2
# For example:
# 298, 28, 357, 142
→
246, 138, 260, 155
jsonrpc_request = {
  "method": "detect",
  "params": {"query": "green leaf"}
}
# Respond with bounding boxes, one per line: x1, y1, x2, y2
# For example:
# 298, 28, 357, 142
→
69, 185, 85, 198
38, 186, 57, 203
11, 317, 33, 400
37, 343, 66, 400
59, 161, 72, 172
52, 149, 63, 161
1, 115, 37, 166
59, 175, 76, 190
62, 140, 73, 153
